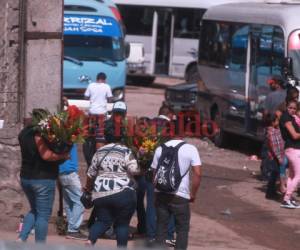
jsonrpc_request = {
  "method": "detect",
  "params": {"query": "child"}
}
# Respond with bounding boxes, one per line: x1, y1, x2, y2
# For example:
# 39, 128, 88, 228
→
265, 112, 285, 199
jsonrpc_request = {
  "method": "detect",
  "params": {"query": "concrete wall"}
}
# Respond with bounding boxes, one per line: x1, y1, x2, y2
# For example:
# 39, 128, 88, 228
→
0, 0, 63, 229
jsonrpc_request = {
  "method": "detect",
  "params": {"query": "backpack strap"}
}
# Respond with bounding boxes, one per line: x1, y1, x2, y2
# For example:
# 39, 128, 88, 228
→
174, 141, 190, 179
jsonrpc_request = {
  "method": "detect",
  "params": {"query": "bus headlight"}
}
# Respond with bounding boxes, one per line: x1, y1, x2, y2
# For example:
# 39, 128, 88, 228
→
112, 88, 124, 101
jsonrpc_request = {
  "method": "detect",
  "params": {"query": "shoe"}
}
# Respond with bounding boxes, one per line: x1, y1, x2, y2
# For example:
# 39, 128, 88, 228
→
280, 200, 296, 209
66, 231, 87, 240
290, 198, 300, 208
165, 239, 176, 246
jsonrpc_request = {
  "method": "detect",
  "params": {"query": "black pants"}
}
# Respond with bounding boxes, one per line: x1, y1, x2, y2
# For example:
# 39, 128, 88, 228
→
88, 189, 136, 246
266, 159, 279, 196
155, 193, 190, 250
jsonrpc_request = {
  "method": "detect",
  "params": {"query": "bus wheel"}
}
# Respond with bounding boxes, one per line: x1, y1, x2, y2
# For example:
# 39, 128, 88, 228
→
213, 112, 227, 148
185, 65, 200, 83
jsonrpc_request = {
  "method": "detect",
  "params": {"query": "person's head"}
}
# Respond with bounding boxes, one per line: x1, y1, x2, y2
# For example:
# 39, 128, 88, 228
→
158, 105, 173, 120
96, 72, 107, 82
104, 120, 124, 143
286, 86, 299, 103
264, 113, 280, 128
112, 101, 127, 118
267, 75, 284, 91
286, 100, 298, 116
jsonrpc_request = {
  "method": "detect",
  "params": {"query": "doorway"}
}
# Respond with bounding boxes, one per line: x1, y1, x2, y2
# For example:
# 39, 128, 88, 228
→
155, 9, 172, 75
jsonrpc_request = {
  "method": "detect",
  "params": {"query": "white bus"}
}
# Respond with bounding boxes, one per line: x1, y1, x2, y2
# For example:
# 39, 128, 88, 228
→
114, 0, 262, 82
197, 0, 300, 146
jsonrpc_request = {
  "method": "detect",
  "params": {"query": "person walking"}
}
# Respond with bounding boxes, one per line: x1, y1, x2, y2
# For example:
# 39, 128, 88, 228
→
84, 121, 140, 247
84, 72, 113, 150
151, 138, 202, 250
17, 110, 70, 243
59, 144, 86, 240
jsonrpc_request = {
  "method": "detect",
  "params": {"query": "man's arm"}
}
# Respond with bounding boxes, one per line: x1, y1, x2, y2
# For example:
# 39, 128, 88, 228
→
190, 165, 201, 203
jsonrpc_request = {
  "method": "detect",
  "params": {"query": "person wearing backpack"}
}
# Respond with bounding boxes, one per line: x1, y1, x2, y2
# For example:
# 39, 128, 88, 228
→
151, 138, 202, 250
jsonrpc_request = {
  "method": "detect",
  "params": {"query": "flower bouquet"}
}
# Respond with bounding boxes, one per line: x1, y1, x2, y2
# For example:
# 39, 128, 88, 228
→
32, 105, 86, 154
125, 118, 166, 170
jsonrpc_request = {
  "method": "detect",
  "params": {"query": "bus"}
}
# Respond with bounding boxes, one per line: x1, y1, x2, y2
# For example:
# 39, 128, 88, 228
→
114, 0, 262, 82
63, 0, 128, 110
197, 0, 300, 146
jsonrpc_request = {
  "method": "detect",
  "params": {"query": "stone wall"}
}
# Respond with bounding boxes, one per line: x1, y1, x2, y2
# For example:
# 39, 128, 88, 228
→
0, 0, 63, 230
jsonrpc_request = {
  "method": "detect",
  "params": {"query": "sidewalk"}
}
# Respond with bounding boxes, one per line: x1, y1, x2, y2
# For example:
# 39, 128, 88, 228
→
0, 210, 270, 250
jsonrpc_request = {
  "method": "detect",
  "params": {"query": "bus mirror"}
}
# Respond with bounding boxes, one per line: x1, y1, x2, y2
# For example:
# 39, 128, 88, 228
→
125, 42, 130, 58
283, 57, 293, 76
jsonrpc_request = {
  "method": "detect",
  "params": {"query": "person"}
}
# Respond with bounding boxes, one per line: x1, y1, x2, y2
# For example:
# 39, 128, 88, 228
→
84, 72, 113, 116
59, 144, 86, 240
84, 121, 140, 247
264, 112, 286, 200
263, 75, 286, 117
151, 138, 202, 250
279, 100, 300, 209
17, 110, 70, 243
84, 72, 113, 149
135, 106, 176, 246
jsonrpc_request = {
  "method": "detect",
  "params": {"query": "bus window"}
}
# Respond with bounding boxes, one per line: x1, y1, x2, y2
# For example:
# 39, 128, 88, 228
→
272, 27, 284, 75
288, 29, 300, 79
230, 25, 248, 70
199, 21, 231, 67
118, 5, 154, 36
174, 9, 203, 39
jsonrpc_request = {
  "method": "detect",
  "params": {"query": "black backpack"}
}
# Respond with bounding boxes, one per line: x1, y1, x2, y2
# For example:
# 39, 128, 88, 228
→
154, 141, 187, 192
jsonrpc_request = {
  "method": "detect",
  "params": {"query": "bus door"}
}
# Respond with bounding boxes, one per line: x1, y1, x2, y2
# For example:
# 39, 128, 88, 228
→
154, 9, 172, 75
247, 25, 284, 137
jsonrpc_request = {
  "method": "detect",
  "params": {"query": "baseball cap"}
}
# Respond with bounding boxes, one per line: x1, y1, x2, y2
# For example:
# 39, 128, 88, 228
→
112, 101, 127, 113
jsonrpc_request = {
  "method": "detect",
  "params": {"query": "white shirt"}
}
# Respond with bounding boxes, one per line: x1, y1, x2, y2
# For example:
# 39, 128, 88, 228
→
151, 139, 201, 199
84, 82, 113, 115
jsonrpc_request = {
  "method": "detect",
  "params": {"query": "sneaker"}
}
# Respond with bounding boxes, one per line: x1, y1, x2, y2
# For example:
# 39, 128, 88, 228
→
165, 239, 176, 246
291, 198, 300, 208
66, 231, 87, 240
280, 200, 296, 209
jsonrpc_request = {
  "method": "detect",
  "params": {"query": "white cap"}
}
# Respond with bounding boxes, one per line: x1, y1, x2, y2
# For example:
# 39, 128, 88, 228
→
112, 101, 127, 113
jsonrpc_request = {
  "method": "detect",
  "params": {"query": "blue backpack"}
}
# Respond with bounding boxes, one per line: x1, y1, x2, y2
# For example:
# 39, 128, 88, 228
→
154, 142, 188, 192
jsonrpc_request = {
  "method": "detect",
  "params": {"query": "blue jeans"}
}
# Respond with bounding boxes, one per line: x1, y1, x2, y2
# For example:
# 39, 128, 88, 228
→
19, 178, 56, 243
89, 188, 136, 247
59, 172, 84, 232
136, 176, 175, 240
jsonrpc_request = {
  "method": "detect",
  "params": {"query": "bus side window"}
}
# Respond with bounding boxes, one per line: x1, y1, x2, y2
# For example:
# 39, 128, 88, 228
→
272, 27, 284, 75
199, 21, 230, 67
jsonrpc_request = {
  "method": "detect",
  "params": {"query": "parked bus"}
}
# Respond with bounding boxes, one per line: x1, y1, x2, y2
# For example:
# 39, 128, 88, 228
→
114, 0, 261, 82
63, 0, 128, 110
197, 0, 300, 146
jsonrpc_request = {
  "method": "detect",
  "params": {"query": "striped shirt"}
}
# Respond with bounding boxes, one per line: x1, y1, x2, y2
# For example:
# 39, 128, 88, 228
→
87, 143, 139, 200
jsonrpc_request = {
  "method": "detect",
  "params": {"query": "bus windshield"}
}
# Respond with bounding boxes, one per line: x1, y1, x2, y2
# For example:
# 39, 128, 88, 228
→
288, 29, 300, 79
64, 35, 125, 61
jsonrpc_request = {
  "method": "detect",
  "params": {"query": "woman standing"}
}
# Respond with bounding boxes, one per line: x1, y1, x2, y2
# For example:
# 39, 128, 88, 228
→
84, 121, 140, 247
279, 100, 300, 208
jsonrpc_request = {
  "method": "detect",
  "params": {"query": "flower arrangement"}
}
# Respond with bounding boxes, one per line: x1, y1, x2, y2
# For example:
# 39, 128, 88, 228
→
125, 118, 166, 170
32, 105, 86, 153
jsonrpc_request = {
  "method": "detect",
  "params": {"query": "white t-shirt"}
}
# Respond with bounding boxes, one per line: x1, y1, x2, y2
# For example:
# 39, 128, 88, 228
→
151, 139, 201, 199
84, 82, 113, 114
